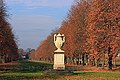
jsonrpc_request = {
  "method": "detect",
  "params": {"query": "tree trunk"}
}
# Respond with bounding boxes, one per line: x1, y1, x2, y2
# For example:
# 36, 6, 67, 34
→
72, 57, 74, 64
113, 57, 116, 68
66, 57, 70, 64
1, 55, 5, 63
87, 58, 90, 65
70, 57, 73, 64
74, 58, 77, 65
76, 58, 79, 65
85, 54, 88, 65
102, 54, 105, 68
102, 60, 105, 68
95, 58, 98, 67
82, 54, 85, 66
79, 58, 82, 65
108, 57, 112, 69
108, 47, 112, 70
92, 57, 95, 66
1, 58, 5, 63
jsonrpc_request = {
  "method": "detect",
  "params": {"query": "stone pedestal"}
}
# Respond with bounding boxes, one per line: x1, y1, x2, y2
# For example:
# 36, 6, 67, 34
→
53, 52, 65, 70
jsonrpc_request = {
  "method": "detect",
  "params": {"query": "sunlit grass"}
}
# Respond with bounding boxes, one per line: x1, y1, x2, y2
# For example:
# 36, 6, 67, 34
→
74, 71, 120, 78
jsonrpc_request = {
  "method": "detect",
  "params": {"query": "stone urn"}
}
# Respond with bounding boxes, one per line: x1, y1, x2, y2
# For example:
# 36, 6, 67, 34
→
54, 33, 65, 52
53, 33, 65, 69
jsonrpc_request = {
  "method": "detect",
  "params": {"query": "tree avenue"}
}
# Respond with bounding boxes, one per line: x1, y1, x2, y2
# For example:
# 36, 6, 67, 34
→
30, 0, 120, 70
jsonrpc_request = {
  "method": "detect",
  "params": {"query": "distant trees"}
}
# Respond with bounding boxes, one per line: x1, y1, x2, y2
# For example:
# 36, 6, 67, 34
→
32, 0, 120, 69
0, 0, 19, 63
18, 48, 35, 60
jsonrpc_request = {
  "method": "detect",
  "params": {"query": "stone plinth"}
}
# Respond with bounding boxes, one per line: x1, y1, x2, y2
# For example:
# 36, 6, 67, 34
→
53, 52, 65, 70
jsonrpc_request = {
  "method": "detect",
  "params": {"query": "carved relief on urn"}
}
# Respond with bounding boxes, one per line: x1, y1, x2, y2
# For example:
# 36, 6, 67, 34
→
54, 33, 65, 52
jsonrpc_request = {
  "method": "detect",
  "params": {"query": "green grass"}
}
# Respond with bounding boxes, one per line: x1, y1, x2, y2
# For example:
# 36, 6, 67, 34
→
0, 72, 60, 80
0, 72, 42, 76
0, 61, 53, 73
0, 61, 120, 80
1, 71, 120, 80
0, 61, 58, 80
68, 71, 120, 80
74, 71, 120, 78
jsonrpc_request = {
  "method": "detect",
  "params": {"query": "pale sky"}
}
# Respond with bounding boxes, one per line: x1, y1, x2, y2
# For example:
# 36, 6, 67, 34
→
5, 0, 74, 49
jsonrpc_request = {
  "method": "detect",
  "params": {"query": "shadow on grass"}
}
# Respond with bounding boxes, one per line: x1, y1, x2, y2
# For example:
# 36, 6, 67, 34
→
14, 61, 53, 73
73, 71, 95, 76
0, 60, 53, 73
0, 61, 59, 80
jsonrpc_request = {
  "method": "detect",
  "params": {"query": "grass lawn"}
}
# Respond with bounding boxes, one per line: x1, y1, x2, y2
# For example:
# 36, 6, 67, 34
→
0, 61, 120, 80
69, 71, 120, 80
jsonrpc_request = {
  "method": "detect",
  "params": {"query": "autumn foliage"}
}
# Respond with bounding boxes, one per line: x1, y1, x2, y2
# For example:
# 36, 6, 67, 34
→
0, 0, 19, 63
31, 0, 120, 69
86, 0, 120, 69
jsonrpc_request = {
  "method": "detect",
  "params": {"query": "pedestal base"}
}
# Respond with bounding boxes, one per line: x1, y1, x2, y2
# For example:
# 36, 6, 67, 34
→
53, 52, 65, 70
53, 64, 65, 70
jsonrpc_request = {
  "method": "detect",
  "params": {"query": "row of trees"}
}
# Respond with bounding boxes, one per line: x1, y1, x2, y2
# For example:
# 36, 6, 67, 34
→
0, 0, 19, 63
30, 0, 120, 69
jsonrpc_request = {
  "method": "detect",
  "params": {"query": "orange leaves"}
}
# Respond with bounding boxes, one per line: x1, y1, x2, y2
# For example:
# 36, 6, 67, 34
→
34, 0, 120, 61
86, 0, 120, 57
0, 0, 19, 60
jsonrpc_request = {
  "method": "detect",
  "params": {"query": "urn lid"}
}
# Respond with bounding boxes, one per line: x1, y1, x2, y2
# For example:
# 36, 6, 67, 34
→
57, 33, 62, 37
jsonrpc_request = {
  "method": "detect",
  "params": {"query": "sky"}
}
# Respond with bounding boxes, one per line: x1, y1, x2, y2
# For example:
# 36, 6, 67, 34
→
5, 0, 74, 49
